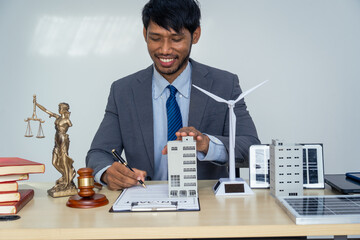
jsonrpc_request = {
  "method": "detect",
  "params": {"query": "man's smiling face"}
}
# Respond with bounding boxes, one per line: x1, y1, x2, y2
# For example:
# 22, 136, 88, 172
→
144, 21, 200, 83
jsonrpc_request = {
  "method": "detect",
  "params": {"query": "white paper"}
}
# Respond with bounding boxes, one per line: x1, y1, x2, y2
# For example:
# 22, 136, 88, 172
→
112, 184, 199, 212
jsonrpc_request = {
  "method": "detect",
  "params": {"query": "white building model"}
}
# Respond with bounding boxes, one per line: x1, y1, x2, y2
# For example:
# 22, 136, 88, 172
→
270, 139, 303, 197
167, 136, 198, 198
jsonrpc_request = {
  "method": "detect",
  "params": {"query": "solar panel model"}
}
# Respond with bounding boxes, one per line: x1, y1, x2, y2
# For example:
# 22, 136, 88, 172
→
277, 195, 360, 225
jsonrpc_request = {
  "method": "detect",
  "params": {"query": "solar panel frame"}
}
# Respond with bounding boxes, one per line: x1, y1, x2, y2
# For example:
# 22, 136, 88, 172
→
276, 195, 360, 225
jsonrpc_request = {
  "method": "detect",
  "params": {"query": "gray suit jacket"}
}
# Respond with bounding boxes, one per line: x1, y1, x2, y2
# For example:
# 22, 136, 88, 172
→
86, 59, 260, 180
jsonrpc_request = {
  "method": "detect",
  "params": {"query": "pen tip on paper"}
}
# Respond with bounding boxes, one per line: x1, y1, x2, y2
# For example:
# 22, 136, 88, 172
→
142, 183, 147, 188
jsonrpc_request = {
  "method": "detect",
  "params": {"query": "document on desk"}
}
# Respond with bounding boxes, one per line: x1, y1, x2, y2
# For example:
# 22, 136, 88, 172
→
111, 184, 200, 212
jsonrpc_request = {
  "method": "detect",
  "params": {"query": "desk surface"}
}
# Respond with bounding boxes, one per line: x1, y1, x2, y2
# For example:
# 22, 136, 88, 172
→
0, 181, 359, 240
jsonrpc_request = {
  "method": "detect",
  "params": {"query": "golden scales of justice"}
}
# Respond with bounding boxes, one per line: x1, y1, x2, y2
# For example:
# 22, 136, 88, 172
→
24, 95, 45, 138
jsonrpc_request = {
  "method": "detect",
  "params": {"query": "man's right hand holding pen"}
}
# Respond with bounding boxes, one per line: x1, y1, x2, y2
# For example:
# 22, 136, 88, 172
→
100, 151, 147, 191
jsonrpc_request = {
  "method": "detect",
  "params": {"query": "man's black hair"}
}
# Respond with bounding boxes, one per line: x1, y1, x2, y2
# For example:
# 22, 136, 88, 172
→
142, 0, 201, 35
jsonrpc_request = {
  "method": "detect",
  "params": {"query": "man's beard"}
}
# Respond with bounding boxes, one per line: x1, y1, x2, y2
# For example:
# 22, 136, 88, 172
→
155, 44, 192, 76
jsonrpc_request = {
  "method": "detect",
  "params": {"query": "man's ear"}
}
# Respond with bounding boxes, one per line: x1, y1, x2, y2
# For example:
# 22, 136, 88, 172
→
192, 26, 201, 44
143, 27, 147, 42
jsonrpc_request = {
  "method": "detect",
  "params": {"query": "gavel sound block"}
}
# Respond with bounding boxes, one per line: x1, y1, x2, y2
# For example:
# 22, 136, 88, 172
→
66, 168, 109, 208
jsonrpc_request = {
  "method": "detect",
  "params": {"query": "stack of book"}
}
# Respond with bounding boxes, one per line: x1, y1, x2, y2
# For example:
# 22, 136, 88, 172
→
0, 157, 45, 214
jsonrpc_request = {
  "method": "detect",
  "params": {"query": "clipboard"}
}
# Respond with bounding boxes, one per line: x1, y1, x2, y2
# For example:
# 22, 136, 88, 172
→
109, 184, 200, 212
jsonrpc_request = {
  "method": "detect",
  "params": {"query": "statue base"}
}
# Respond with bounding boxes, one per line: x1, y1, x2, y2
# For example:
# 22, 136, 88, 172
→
47, 182, 78, 198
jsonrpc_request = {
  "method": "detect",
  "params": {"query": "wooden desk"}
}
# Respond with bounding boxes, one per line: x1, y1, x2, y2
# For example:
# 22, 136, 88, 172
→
0, 181, 359, 240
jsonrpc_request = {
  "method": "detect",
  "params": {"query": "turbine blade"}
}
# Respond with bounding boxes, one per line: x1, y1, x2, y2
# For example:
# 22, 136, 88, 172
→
192, 85, 228, 104
234, 80, 269, 103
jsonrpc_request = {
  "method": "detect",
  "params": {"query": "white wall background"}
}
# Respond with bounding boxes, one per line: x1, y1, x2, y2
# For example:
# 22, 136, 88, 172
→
0, 0, 359, 182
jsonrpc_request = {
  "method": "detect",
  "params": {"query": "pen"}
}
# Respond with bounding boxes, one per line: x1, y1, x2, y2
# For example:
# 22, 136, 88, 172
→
111, 149, 147, 188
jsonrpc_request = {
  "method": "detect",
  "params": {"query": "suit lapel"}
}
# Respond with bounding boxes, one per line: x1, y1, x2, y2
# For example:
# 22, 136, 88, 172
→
188, 59, 213, 130
131, 65, 155, 170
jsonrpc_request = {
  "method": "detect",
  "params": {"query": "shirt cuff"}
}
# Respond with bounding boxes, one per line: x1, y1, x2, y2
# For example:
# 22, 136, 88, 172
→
94, 165, 111, 185
197, 134, 228, 164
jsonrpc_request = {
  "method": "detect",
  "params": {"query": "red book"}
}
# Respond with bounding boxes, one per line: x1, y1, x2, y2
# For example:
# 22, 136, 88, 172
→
0, 174, 29, 183
0, 191, 20, 202
0, 181, 18, 192
0, 189, 34, 214
0, 157, 45, 176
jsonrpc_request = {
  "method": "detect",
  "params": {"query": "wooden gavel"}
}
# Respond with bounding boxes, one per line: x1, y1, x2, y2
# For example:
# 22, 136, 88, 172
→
66, 168, 109, 208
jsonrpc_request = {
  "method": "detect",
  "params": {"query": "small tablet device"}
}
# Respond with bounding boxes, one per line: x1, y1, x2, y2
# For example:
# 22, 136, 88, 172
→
324, 174, 360, 194
249, 144, 270, 188
346, 172, 360, 183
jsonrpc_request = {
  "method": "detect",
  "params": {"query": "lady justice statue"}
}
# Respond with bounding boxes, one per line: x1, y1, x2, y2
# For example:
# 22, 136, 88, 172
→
25, 95, 77, 197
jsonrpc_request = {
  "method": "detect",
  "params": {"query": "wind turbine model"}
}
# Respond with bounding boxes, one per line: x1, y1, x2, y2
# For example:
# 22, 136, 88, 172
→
193, 80, 268, 196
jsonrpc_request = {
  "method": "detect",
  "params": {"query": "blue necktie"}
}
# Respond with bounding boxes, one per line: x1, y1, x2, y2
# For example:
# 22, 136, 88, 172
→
166, 85, 183, 141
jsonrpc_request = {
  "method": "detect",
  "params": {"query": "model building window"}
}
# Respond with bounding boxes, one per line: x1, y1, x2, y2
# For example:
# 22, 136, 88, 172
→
184, 175, 196, 179
179, 190, 187, 197
183, 146, 195, 150
170, 190, 178, 197
184, 168, 196, 172
170, 175, 180, 187
184, 182, 196, 186
183, 160, 196, 165
189, 190, 196, 196
183, 153, 195, 158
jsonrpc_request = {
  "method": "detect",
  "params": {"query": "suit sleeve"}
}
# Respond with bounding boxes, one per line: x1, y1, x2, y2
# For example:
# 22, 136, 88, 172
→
85, 82, 124, 176
214, 74, 261, 168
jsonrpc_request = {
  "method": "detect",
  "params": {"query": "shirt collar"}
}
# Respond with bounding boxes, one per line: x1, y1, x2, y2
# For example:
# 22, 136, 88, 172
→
153, 62, 192, 99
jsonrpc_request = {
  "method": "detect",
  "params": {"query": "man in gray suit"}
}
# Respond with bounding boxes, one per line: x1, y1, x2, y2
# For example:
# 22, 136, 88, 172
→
86, 0, 260, 190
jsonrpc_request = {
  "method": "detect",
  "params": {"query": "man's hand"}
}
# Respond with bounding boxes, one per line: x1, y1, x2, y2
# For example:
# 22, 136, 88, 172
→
101, 162, 147, 191
162, 126, 210, 155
